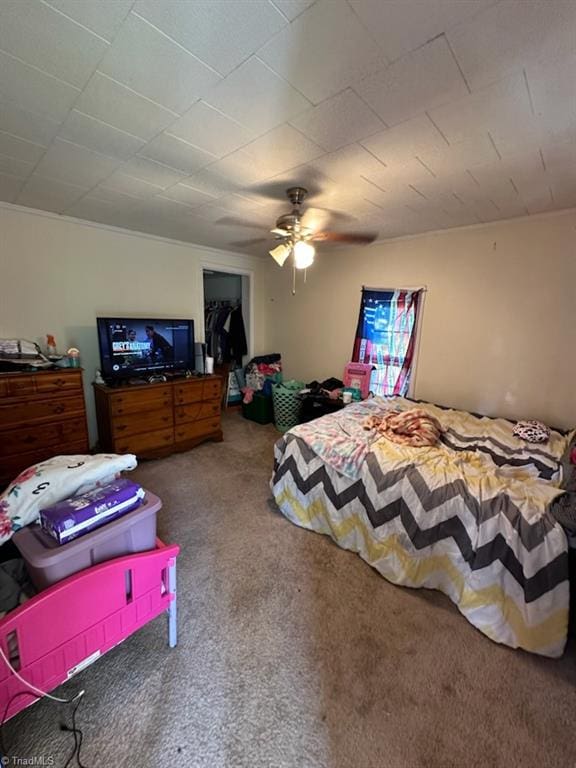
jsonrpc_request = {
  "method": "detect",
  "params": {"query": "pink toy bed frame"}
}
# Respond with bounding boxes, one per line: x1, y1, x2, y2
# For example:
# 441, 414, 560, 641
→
0, 538, 179, 723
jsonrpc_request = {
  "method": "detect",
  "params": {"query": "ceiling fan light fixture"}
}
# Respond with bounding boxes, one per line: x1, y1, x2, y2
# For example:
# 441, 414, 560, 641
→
269, 242, 291, 267
293, 240, 315, 270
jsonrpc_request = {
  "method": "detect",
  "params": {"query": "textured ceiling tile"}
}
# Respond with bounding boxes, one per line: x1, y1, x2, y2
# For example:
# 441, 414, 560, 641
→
309, 143, 386, 182
159, 183, 216, 208
17, 174, 88, 212
270, 0, 316, 21
290, 89, 385, 151
447, 0, 576, 90
0, 153, 34, 178
33, 139, 121, 188
233, 124, 324, 180
356, 37, 469, 127
75, 73, 177, 141
349, 0, 495, 63
428, 72, 540, 159
133, 0, 286, 76
0, 98, 60, 147
258, 0, 386, 104
527, 53, 576, 141
44, 0, 133, 43
168, 102, 256, 159
417, 133, 499, 176
204, 57, 311, 134
0, 50, 80, 123
99, 13, 221, 114
0, 172, 25, 202
180, 167, 241, 199
119, 157, 186, 190
59, 110, 146, 160
139, 134, 217, 175
100, 172, 164, 199
361, 115, 447, 165
0, 130, 46, 163
0, 0, 108, 88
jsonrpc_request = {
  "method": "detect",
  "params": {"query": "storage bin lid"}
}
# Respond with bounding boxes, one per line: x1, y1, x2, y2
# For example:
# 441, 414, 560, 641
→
13, 490, 161, 567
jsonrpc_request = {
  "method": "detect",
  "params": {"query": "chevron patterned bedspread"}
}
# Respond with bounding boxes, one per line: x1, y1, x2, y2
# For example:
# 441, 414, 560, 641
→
271, 398, 573, 657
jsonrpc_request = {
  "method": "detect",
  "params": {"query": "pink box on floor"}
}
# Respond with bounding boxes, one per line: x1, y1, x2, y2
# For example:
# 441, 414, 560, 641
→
13, 491, 160, 590
343, 362, 373, 399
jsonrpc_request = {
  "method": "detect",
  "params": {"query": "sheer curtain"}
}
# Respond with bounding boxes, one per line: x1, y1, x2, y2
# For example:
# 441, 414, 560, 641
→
352, 288, 422, 397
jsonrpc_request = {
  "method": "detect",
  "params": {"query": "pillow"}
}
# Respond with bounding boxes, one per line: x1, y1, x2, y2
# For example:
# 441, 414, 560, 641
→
513, 420, 550, 443
0, 453, 137, 546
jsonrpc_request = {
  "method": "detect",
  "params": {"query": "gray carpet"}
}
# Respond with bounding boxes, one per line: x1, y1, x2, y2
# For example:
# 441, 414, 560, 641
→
6, 412, 576, 768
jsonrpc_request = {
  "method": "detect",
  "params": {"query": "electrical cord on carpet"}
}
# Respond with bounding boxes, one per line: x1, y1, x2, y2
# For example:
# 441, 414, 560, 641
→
0, 645, 88, 767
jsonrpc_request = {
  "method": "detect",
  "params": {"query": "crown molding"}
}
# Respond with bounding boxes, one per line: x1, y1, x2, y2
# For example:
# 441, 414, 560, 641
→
0, 200, 263, 266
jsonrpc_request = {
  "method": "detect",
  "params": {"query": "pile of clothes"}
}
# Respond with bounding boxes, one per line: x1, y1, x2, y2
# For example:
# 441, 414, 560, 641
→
242, 354, 282, 403
364, 408, 443, 447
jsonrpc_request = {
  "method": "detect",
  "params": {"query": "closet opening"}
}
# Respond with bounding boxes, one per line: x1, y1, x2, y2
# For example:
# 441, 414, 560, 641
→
202, 269, 251, 407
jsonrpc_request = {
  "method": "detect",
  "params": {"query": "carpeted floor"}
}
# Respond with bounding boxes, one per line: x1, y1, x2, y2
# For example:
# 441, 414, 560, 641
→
6, 412, 576, 767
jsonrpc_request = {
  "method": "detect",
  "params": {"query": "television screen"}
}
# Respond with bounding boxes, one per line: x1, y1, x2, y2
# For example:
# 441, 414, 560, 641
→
97, 318, 195, 380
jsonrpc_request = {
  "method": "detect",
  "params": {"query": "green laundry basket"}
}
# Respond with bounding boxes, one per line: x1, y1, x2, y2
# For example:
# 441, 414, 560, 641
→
272, 380, 305, 432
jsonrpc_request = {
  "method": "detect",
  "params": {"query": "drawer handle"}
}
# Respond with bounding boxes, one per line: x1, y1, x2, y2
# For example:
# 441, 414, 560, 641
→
163, 435, 171, 442
116, 425, 127, 432
54, 404, 65, 414
23, 435, 37, 444
163, 416, 169, 423
54, 378, 66, 387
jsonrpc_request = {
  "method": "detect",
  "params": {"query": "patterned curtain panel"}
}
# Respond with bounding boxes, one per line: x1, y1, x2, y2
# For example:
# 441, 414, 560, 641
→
352, 288, 421, 396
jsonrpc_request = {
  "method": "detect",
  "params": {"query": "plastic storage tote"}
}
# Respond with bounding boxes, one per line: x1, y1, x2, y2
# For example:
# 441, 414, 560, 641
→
242, 392, 274, 424
13, 490, 160, 590
272, 380, 305, 432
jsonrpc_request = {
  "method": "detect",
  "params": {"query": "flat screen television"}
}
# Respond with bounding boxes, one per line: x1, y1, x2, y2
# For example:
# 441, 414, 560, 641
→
97, 317, 195, 381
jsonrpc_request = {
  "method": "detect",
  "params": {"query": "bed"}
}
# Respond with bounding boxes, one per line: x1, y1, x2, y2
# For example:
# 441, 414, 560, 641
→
0, 536, 178, 722
271, 396, 573, 658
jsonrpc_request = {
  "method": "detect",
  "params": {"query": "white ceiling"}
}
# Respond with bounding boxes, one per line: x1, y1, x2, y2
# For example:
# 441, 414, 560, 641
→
0, 0, 575, 254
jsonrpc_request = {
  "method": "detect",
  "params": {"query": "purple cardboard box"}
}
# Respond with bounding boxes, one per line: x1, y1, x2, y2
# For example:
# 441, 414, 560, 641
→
40, 478, 145, 544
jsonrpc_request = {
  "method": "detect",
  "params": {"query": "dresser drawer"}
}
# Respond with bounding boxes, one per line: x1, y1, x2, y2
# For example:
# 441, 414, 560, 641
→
0, 376, 36, 398
174, 380, 204, 405
114, 427, 174, 455
175, 417, 221, 443
0, 395, 86, 428
174, 401, 220, 424
203, 379, 221, 401
0, 417, 88, 457
110, 386, 172, 416
111, 409, 173, 439
0, 438, 90, 488
35, 371, 83, 394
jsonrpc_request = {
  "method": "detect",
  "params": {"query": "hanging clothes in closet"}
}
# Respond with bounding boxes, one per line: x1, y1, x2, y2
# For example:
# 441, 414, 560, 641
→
205, 301, 247, 365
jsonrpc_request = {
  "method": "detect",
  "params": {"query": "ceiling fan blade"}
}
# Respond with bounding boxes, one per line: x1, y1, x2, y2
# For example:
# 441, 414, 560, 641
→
310, 231, 378, 244
216, 215, 268, 230
271, 227, 290, 237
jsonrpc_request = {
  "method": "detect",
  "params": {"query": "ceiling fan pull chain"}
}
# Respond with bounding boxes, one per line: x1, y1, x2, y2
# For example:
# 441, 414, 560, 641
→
292, 265, 296, 296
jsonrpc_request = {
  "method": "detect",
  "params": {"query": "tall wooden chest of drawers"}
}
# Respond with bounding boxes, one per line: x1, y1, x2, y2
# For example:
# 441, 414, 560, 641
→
0, 369, 89, 487
93, 375, 222, 458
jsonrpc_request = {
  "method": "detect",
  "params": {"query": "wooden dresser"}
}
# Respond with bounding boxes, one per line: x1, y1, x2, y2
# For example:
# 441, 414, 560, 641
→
0, 369, 89, 487
93, 375, 222, 458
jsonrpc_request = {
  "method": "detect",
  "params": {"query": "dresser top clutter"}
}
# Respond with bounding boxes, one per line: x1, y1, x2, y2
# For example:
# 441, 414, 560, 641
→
0, 368, 89, 487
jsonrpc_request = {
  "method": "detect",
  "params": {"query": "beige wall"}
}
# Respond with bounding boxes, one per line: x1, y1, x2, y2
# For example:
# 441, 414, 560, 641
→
0, 204, 268, 443
265, 209, 576, 429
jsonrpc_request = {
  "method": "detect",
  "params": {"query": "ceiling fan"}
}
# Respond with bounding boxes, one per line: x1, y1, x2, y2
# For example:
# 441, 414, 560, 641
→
265, 186, 378, 271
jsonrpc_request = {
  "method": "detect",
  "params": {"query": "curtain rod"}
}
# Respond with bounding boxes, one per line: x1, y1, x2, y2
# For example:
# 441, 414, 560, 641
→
362, 285, 427, 292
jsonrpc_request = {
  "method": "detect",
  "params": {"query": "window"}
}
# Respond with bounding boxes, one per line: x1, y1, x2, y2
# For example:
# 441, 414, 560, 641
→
352, 288, 422, 397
